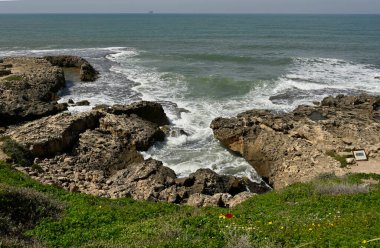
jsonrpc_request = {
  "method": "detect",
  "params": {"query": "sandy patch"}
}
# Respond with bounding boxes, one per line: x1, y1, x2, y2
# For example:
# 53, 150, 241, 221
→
349, 157, 380, 174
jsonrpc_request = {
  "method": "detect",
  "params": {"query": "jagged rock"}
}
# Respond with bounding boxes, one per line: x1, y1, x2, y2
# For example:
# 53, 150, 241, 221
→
80, 62, 98, 82
7, 111, 103, 157
211, 94, 380, 188
108, 101, 170, 126
109, 158, 176, 201
182, 168, 270, 195
0, 57, 67, 125
72, 129, 144, 175
0, 69, 11, 76
44, 55, 98, 82
99, 113, 165, 151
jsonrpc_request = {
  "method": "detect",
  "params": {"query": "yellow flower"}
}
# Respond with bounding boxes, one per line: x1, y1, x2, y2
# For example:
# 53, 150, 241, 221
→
268, 221, 273, 225
309, 228, 313, 231
98, 205, 102, 209
280, 226, 284, 230
362, 240, 367, 244
219, 214, 226, 219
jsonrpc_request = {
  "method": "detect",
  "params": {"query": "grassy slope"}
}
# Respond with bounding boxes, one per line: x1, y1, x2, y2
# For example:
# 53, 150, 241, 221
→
1, 161, 380, 248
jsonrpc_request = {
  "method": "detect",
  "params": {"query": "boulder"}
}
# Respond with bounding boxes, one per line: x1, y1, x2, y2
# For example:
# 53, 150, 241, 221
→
227, 192, 256, 207
75, 100, 90, 106
108, 101, 170, 126
184, 168, 259, 195
109, 158, 176, 201
98, 113, 165, 151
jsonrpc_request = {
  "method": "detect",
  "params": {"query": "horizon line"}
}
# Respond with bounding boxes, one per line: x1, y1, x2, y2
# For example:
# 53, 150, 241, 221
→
0, 12, 380, 15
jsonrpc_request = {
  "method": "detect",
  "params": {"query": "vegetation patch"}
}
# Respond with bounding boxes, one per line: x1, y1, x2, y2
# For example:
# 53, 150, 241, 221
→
0, 162, 380, 247
325, 150, 349, 167
3, 75, 23, 82
0, 136, 33, 167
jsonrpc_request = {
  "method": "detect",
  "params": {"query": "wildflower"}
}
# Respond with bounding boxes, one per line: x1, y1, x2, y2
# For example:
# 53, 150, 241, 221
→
219, 214, 226, 219
226, 213, 234, 219
280, 226, 284, 230
362, 240, 367, 244
309, 228, 313, 231
268, 221, 273, 225
98, 205, 102, 209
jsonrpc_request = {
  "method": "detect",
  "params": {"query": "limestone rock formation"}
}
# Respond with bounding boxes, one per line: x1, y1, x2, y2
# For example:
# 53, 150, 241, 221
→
7, 111, 103, 157
0, 57, 67, 125
44, 55, 99, 82
2, 100, 268, 206
211, 94, 380, 188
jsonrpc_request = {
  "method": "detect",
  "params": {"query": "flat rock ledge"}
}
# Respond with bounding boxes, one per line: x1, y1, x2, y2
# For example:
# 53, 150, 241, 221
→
2, 101, 270, 207
0, 56, 98, 126
211, 94, 380, 189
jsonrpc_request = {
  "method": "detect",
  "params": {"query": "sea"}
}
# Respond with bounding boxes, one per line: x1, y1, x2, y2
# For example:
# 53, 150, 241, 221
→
1, 14, 380, 182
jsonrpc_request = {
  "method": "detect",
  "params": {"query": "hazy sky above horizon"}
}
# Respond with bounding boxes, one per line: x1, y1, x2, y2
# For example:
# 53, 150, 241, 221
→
0, 0, 380, 14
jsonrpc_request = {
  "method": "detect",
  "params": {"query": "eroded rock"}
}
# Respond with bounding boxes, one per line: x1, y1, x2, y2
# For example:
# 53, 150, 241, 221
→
7, 111, 103, 157
211, 94, 380, 188
44, 55, 98, 82
0, 57, 67, 125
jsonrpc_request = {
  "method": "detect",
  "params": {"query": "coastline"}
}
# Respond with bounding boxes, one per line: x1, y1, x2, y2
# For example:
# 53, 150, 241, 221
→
0, 56, 271, 208
1, 55, 379, 203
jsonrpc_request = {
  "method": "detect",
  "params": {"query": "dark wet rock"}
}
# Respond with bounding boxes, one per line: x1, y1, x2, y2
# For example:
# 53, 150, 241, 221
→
75, 100, 90, 106
183, 168, 270, 195
108, 101, 170, 126
68, 99, 74, 104
211, 94, 380, 189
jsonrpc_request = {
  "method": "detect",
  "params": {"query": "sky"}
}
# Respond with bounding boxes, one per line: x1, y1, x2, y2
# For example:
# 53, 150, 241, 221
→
0, 0, 380, 14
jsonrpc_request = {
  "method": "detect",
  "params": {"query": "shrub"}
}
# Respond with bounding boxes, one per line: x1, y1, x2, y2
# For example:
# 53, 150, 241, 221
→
314, 183, 369, 195
0, 184, 64, 237
325, 150, 348, 167
0, 136, 33, 166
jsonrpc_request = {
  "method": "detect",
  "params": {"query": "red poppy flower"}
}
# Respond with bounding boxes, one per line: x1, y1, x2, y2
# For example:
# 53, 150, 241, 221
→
225, 213, 233, 219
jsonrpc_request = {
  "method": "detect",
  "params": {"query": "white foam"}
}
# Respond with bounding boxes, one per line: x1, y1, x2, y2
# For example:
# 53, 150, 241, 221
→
106, 52, 380, 182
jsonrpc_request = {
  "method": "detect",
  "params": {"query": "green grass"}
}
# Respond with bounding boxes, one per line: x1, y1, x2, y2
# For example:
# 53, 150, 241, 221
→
0, 161, 380, 247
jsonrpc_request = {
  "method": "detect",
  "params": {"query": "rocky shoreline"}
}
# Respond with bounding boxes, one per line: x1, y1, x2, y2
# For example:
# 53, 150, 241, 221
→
1, 55, 379, 207
0, 56, 270, 208
211, 94, 380, 188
